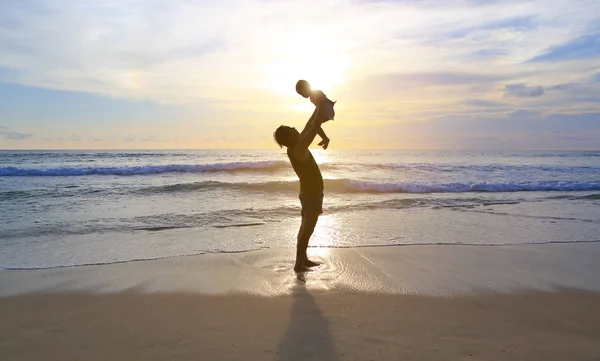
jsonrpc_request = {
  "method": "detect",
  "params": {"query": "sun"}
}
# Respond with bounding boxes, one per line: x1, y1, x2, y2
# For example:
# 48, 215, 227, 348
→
261, 29, 349, 96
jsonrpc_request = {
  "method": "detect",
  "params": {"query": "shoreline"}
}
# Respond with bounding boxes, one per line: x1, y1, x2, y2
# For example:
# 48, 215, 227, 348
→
3, 239, 599, 271
2, 241, 600, 297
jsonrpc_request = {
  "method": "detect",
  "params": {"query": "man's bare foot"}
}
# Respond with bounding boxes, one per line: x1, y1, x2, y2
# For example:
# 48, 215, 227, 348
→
294, 264, 310, 272
294, 258, 320, 272
303, 259, 320, 267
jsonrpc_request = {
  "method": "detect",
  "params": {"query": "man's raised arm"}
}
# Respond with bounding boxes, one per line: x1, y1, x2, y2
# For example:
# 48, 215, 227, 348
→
299, 107, 329, 149
294, 107, 323, 158
299, 107, 319, 136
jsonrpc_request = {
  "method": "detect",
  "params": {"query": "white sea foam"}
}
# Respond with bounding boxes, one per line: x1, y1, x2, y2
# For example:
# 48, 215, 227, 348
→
0, 161, 288, 176
139, 178, 600, 194
2, 149, 600, 270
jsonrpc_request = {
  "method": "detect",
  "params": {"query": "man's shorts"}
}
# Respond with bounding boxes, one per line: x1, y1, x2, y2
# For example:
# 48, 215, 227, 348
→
299, 191, 324, 216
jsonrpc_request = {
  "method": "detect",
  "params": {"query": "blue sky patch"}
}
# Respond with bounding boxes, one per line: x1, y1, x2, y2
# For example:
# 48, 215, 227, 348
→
529, 33, 600, 62
0, 82, 186, 129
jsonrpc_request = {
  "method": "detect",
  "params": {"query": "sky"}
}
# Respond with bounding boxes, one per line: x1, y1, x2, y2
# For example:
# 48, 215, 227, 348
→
0, 0, 599, 150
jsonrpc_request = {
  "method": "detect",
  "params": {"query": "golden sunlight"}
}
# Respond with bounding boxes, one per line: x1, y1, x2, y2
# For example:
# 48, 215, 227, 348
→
122, 70, 144, 94
310, 149, 330, 164
310, 214, 342, 247
307, 246, 331, 259
261, 29, 349, 96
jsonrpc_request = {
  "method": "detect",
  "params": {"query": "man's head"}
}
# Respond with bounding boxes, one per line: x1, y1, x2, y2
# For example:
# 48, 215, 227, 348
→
273, 125, 300, 148
295, 80, 311, 98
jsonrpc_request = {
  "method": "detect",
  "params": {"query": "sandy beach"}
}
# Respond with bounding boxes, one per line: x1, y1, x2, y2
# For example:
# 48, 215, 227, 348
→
1, 243, 600, 360
2, 290, 600, 360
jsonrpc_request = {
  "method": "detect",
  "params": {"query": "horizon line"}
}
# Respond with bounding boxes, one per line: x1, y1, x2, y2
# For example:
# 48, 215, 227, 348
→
1, 148, 600, 152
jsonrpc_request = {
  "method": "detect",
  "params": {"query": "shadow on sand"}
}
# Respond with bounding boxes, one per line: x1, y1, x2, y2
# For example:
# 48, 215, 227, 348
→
276, 273, 339, 361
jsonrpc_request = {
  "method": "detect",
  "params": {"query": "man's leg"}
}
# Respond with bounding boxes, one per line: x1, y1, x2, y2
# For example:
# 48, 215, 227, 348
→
294, 212, 319, 271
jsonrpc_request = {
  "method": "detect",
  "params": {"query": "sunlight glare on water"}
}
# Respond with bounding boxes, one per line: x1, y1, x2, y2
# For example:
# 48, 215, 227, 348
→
307, 246, 332, 259
311, 214, 343, 247
311, 149, 330, 165
2, 149, 600, 269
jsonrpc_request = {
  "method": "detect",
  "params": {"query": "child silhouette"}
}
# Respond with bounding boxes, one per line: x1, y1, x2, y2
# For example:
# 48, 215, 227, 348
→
296, 80, 336, 123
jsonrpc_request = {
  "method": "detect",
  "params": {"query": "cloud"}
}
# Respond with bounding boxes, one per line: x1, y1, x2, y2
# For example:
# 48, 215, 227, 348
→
1, 0, 600, 149
1, 0, 598, 104
0, 124, 33, 140
370, 109, 600, 149
546, 83, 578, 91
559, 136, 594, 142
464, 98, 507, 107
356, 72, 503, 95
469, 48, 507, 59
504, 83, 545, 98
0, 66, 21, 82
0, 131, 33, 140
446, 15, 536, 40
123, 136, 156, 142
529, 33, 600, 62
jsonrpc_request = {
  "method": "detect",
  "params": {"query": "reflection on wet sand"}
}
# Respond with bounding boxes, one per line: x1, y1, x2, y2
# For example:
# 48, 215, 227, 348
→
2, 242, 600, 297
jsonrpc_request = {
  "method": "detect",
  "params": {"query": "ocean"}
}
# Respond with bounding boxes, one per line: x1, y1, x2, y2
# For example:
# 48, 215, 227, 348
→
1, 149, 599, 270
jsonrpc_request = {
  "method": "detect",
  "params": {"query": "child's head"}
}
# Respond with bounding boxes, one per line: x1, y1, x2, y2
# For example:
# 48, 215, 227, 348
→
295, 80, 311, 98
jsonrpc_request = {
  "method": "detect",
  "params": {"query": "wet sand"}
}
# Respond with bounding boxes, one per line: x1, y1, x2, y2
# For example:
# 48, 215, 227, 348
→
2, 242, 600, 296
1, 243, 600, 360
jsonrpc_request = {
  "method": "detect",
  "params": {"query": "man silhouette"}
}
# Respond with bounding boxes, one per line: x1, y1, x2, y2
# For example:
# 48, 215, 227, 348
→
273, 107, 329, 271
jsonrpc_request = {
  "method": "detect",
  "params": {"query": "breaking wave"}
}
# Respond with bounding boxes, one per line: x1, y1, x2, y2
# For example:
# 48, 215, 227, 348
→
139, 178, 600, 194
3, 161, 598, 177
0, 161, 289, 176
